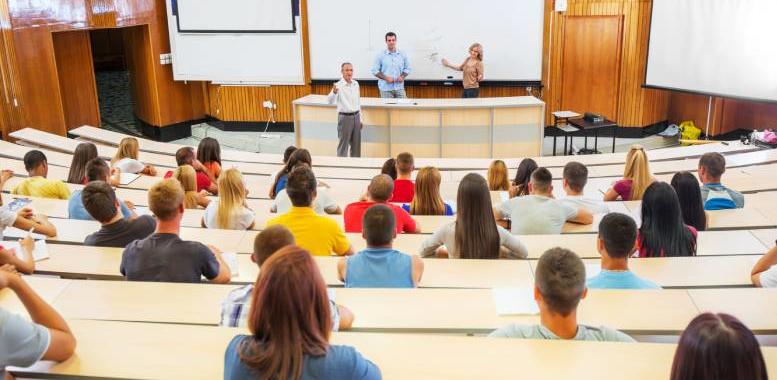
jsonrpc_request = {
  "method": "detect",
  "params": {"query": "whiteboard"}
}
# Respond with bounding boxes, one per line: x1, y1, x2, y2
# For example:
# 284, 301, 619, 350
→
176, 0, 295, 33
646, 0, 777, 102
307, 0, 545, 82
165, 0, 305, 84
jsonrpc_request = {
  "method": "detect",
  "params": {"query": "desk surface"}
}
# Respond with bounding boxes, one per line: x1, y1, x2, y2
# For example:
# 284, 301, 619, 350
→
25, 319, 777, 380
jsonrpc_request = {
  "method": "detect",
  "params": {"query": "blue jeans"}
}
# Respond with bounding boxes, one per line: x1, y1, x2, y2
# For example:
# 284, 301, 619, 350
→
380, 89, 407, 98
462, 88, 480, 98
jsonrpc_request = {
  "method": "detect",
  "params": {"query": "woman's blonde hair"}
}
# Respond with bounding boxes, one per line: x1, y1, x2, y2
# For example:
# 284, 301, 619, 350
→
173, 165, 199, 209
409, 167, 446, 215
469, 43, 483, 61
216, 168, 248, 229
623, 144, 653, 200
487, 160, 510, 191
112, 137, 139, 164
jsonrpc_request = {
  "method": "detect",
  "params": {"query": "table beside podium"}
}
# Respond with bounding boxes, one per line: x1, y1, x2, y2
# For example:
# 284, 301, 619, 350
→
293, 95, 545, 158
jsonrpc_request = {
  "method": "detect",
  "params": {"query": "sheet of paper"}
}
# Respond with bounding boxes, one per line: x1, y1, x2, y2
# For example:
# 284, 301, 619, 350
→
221, 252, 239, 277
491, 287, 539, 316
3, 228, 46, 240
5, 198, 32, 212
120, 173, 141, 185
3, 239, 49, 261
585, 264, 601, 279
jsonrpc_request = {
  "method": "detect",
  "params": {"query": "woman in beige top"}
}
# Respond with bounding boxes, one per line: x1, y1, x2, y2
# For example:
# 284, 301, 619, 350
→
442, 43, 484, 98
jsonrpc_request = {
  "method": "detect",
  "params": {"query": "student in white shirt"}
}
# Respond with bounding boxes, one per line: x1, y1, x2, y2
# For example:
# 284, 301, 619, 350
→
561, 161, 610, 214
328, 62, 362, 157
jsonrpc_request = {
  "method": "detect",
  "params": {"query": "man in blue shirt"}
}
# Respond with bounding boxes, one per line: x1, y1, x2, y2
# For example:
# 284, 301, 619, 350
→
371, 32, 411, 98
587, 213, 660, 289
698, 152, 745, 210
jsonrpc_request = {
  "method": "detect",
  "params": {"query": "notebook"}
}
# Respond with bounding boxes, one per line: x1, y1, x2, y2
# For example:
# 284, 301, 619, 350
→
221, 252, 239, 277
3, 227, 46, 240
3, 239, 50, 262
120, 173, 141, 185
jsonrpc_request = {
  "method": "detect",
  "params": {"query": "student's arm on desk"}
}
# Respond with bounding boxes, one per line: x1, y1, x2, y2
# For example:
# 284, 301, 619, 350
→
0, 236, 34, 274
570, 207, 594, 225
14, 208, 57, 237
603, 187, 620, 202
207, 245, 232, 284
337, 257, 347, 283
411, 255, 424, 287
752, 245, 777, 287
337, 305, 354, 330
0, 266, 76, 361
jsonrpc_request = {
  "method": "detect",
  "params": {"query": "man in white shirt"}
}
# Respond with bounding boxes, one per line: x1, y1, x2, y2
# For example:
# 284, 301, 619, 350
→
328, 62, 362, 157
560, 161, 610, 214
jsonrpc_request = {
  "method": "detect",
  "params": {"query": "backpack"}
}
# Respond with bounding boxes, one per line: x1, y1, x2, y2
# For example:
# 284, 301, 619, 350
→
679, 121, 702, 145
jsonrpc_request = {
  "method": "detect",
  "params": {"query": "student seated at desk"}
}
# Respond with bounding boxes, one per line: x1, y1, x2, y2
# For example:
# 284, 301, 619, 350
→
196, 137, 222, 179
510, 158, 537, 198
273, 163, 341, 216
671, 171, 707, 231
268, 145, 297, 185
402, 167, 454, 216
487, 160, 510, 191
69, 158, 135, 221
267, 166, 353, 257
12, 150, 70, 200
67, 142, 101, 185
339, 205, 423, 288
421, 173, 527, 259
670, 313, 766, 380
224, 246, 380, 380
604, 145, 654, 201
561, 161, 609, 214
0, 170, 57, 240
82, 181, 156, 248
389, 152, 415, 202
111, 137, 156, 176
750, 242, 777, 288
202, 168, 255, 230
120, 179, 231, 283
0, 266, 76, 375
381, 158, 397, 180
163, 147, 217, 194
221, 225, 354, 331
489, 248, 634, 342
344, 174, 419, 233
637, 182, 697, 258
269, 148, 311, 199
171, 165, 210, 209
588, 213, 660, 289
496, 167, 593, 235
698, 152, 745, 210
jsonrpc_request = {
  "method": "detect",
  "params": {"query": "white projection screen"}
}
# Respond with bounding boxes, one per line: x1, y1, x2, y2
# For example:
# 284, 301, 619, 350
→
645, 0, 777, 102
307, 0, 544, 83
175, 0, 295, 32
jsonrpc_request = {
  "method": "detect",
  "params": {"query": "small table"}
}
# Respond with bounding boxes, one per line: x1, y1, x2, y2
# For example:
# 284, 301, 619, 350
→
551, 111, 581, 156
567, 117, 618, 154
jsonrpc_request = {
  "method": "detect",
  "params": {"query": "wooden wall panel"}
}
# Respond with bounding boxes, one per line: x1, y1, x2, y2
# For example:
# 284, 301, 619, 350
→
52, 30, 100, 130
669, 91, 777, 136
122, 24, 158, 125
0, 0, 24, 139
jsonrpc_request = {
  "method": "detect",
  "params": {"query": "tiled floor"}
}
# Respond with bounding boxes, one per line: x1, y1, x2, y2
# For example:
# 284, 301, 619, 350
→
95, 71, 144, 137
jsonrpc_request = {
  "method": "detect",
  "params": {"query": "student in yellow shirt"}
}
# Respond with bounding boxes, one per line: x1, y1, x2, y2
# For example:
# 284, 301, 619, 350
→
266, 166, 353, 257
12, 150, 70, 200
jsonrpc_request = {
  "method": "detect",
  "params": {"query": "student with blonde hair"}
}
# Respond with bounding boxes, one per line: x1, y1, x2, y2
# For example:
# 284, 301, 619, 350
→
202, 168, 255, 230
487, 160, 510, 191
111, 137, 156, 176
172, 165, 210, 209
604, 144, 653, 201
403, 166, 453, 216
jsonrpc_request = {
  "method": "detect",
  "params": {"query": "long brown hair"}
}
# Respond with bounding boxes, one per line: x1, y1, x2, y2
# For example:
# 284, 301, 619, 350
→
196, 137, 221, 165
409, 167, 446, 215
172, 165, 199, 209
512, 158, 538, 197
239, 245, 330, 380
623, 144, 652, 200
270, 149, 312, 199
487, 160, 510, 191
68, 142, 98, 184
216, 168, 249, 229
455, 174, 500, 259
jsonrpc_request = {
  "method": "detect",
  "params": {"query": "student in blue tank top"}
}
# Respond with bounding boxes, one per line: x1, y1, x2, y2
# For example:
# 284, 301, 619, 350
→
224, 245, 381, 380
587, 213, 660, 289
338, 204, 424, 288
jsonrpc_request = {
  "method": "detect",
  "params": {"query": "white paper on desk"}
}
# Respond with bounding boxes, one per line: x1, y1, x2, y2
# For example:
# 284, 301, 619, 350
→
221, 252, 239, 277
492, 287, 539, 315
4, 239, 49, 261
3, 228, 46, 240
120, 173, 141, 185
585, 264, 601, 279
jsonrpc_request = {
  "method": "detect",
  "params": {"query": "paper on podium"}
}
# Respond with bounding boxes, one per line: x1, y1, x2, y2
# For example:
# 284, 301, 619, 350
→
585, 264, 601, 279
492, 287, 539, 315
4, 239, 50, 261
120, 173, 141, 185
221, 252, 239, 277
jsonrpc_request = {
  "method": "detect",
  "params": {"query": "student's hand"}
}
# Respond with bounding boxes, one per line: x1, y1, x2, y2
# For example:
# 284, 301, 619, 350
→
17, 207, 33, 219
442, 58, 450, 67
191, 159, 205, 172
33, 213, 49, 224
20, 235, 34, 255
208, 245, 223, 256
331, 83, 339, 94
198, 190, 209, 198
0, 169, 13, 182
0, 264, 19, 288
124, 200, 136, 211
145, 165, 157, 176
385, 75, 394, 83
111, 167, 121, 176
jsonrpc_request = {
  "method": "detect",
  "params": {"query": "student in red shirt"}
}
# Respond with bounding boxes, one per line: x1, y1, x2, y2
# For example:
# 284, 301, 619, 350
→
163, 147, 218, 194
344, 174, 420, 233
389, 152, 414, 202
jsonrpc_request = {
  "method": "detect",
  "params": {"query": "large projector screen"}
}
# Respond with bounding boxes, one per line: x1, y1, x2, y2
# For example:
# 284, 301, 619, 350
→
175, 0, 296, 33
645, 0, 777, 102
307, 0, 544, 83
